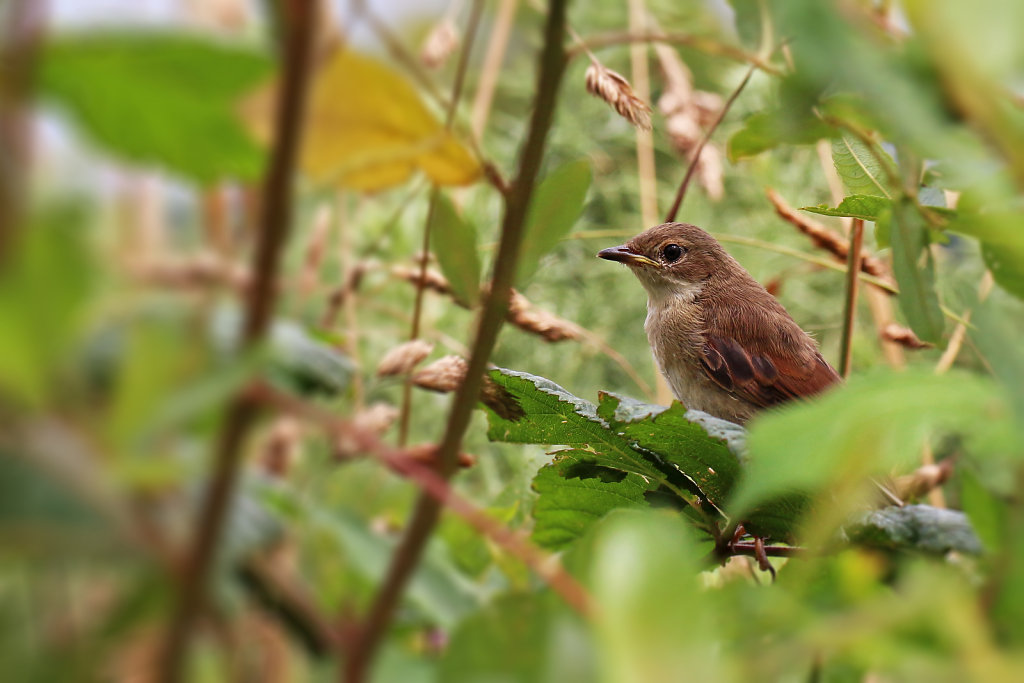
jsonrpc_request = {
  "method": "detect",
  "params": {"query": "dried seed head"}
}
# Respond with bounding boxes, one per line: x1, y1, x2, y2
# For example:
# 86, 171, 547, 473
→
584, 62, 652, 130
261, 417, 302, 477
412, 355, 468, 393
881, 323, 933, 350
355, 402, 400, 435
376, 339, 434, 377
420, 17, 459, 69
507, 291, 582, 342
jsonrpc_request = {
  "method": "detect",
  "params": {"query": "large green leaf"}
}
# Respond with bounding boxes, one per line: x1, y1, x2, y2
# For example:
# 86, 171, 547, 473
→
429, 192, 481, 306
831, 134, 894, 198
531, 450, 657, 550
516, 160, 591, 284
887, 200, 945, 343
845, 505, 982, 555
731, 369, 1012, 519
944, 205, 1024, 301
39, 33, 271, 183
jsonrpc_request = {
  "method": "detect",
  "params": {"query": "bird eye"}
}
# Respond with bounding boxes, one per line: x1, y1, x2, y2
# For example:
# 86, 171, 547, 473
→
662, 243, 684, 263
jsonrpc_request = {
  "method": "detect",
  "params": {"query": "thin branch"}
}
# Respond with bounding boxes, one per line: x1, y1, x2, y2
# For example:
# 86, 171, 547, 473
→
665, 63, 755, 222
567, 30, 782, 75
158, 3, 316, 680
470, 0, 518, 142
839, 219, 865, 377
398, 0, 485, 448
343, 2, 571, 680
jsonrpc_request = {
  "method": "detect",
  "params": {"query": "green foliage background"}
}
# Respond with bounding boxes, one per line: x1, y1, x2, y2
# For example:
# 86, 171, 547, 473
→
3, 0, 1024, 681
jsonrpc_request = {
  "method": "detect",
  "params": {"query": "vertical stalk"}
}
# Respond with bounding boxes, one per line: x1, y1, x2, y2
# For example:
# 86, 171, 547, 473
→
838, 218, 865, 377
343, 1, 570, 680
158, 2, 316, 680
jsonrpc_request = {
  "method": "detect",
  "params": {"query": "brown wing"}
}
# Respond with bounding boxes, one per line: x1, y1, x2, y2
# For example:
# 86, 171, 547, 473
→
699, 334, 840, 410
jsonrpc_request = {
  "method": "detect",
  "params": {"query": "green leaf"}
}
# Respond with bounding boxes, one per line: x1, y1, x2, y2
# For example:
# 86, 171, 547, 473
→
517, 160, 591, 284
39, 33, 271, 183
439, 592, 594, 683
484, 369, 742, 508
831, 133, 894, 198
944, 207, 1024, 301
531, 450, 656, 550
589, 510, 720, 681
958, 468, 1005, 553
731, 369, 1011, 520
801, 194, 892, 221
604, 395, 743, 505
0, 204, 93, 407
210, 307, 354, 396
888, 200, 945, 343
429, 192, 481, 306
845, 505, 983, 555
728, 109, 835, 161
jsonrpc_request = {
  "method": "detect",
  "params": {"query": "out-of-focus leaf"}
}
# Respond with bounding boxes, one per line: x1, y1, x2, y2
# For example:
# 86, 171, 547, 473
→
944, 206, 1024, 301
0, 205, 92, 407
888, 200, 945, 343
802, 195, 891, 221
517, 160, 591, 284
429, 193, 480, 306
245, 50, 480, 191
531, 450, 656, 550
439, 592, 594, 683
832, 134, 894, 198
728, 109, 835, 161
39, 33, 270, 182
589, 510, 726, 681
210, 307, 353, 396
959, 468, 1005, 553
732, 369, 1012, 518
0, 454, 103, 529
845, 505, 983, 555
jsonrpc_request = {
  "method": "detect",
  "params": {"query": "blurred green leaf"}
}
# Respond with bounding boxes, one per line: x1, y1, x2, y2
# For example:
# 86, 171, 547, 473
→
210, 307, 354, 396
846, 505, 982, 555
733, 369, 1011, 519
589, 510, 726, 681
832, 134, 894, 198
39, 33, 271, 183
958, 468, 1005, 553
429, 192, 481, 306
517, 160, 591, 284
728, 109, 834, 161
531, 450, 656, 550
944, 206, 1024, 301
888, 200, 945, 343
439, 591, 594, 683
0, 205, 92, 407
802, 195, 891, 221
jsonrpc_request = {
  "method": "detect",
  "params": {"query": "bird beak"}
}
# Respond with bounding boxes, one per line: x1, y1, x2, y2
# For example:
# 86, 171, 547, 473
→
597, 244, 660, 268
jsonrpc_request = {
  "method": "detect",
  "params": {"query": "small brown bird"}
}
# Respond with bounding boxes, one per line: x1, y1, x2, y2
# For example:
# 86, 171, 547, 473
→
599, 223, 840, 424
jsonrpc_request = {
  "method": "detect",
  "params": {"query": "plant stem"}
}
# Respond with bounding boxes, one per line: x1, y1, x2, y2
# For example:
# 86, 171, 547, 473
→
839, 219, 865, 377
343, 2, 570, 679
470, 0, 518, 141
158, 3, 316, 680
664, 64, 755, 223
397, 0, 484, 447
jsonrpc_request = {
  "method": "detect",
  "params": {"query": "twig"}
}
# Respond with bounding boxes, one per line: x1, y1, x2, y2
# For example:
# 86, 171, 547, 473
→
398, 0, 485, 447
628, 0, 658, 227
158, 4, 316, 681
344, 2, 571, 680
839, 219, 865, 377
935, 271, 994, 374
470, 0, 518, 142
664, 63, 755, 222
567, 30, 782, 75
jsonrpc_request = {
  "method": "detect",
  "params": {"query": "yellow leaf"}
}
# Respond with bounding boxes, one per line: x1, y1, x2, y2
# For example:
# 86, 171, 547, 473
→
242, 50, 480, 191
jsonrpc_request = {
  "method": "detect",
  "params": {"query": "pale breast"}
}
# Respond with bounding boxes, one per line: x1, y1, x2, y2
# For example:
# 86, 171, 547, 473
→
644, 298, 755, 424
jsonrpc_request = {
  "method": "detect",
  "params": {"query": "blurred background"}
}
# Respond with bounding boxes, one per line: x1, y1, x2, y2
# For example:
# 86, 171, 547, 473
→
3, 0, 1024, 681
